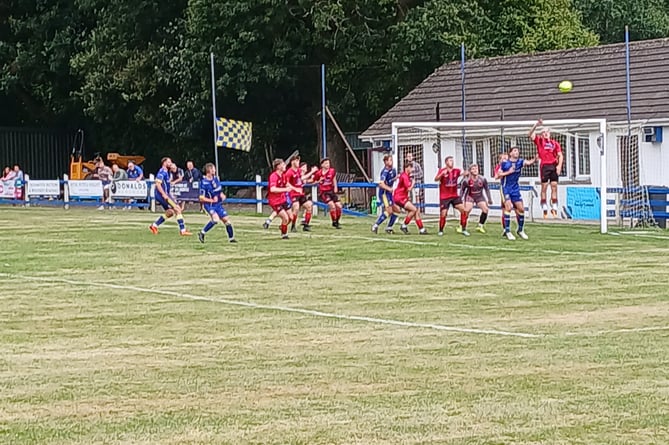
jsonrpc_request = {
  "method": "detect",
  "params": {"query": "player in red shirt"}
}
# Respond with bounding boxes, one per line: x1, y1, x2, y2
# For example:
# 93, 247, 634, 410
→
284, 155, 317, 232
267, 158, 296, 239
529, 119, 564, 218
312, 158, 343, 229
434, 156, 469, 237
394, 162, 427, 235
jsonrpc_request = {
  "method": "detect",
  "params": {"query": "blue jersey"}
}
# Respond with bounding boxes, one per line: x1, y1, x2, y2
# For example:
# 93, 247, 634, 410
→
200, 176, 223, 203
127, 165, 143, 179
501, 159, 525, 192
155, 167, 171, 197
378, 167, 397, 198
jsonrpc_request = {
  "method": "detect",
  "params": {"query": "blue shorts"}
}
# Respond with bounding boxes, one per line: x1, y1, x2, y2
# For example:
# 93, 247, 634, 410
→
155, 194, 179, 211
379, 192, 393, 208
503, 189, 522, 203
205, 204, 228, 219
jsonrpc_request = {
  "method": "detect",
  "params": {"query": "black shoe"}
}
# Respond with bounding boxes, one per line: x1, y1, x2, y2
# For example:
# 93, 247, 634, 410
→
302, 224, 311, 232
229, 238, 238, 243
198, 232, 205, 243
333, 221, 341, 229
385, 228, 394, 234
291, 225, 297, 233
419, 230, 428, 235
262, 222, 270, 230
400, 225, 409, 234
281, 234, 289, 240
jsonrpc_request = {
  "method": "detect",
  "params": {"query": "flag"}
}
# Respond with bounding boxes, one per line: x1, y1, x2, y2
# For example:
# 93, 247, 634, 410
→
216, 117, 252, 152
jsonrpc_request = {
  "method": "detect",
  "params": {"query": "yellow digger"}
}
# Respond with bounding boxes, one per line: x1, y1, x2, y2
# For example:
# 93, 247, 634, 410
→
68, 130, 145, 179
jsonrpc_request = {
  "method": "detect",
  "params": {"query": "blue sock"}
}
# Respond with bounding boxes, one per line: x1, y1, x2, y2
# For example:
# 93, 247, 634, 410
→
517, 212, 525, 232
226, 223, 234, 239
375, 213, 387, 226
202, 220, 216, 233
154, 216, 165, 226
177, 217, 185, 232
387, 214, 398, 228
503, 212, 511, 232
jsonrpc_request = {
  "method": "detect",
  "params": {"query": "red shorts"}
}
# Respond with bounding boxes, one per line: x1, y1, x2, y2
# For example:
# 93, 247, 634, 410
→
319, 191, 339, 203
271, 202, 290, 213
395, 198, 410, 209
289, 194, 308, 206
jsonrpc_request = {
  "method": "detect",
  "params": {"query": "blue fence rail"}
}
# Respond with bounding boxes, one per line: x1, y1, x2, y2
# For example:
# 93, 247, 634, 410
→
2, 176, 668, 224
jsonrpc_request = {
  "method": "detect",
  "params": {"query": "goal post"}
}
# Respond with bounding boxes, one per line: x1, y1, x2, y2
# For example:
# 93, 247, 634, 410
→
391, 119, 608, 234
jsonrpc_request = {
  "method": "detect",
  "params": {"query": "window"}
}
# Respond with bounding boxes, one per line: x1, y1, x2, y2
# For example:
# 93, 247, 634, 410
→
577, 137, 590, 177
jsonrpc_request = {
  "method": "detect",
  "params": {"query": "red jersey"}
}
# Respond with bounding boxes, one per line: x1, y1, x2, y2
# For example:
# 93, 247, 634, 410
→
313, 167, 336, 192
494, 164, 502, 178
393, 171, 412, 203
533, 136, 562, 165
284, 167, 304, 198
437, 167, 461, 199
267, 171, 288, 207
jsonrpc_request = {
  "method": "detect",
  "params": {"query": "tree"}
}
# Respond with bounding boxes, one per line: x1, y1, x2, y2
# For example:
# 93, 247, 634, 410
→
574, 0, 669, 44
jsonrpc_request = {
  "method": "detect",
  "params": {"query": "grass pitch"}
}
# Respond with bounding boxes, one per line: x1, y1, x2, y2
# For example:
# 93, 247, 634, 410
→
1, 207, 669, 444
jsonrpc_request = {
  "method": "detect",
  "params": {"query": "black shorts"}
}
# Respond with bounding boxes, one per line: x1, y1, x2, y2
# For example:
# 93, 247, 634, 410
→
440, 197, 463, 210
319, 191, 339, 203
290, 194, 308, 206
271, 202, 291, 213
541, 164, 559, 183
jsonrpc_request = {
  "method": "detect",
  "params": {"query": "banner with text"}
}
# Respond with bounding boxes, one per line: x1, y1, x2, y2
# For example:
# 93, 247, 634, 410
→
27, 180, 61, 197
69, 180, 104, 199
171, 181, 200, 202
0, 180, 16, 198
111, 180, 148, 199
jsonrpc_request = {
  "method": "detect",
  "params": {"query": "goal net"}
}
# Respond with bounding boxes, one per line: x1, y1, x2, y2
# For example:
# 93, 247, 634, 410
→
391, 119, 616, 234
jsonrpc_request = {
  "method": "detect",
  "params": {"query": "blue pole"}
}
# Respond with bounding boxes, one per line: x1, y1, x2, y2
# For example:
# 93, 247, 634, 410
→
321, 64, 327, 160
210, 52, 220, 174
625, 26, 632, 126
460, 43, 467, 167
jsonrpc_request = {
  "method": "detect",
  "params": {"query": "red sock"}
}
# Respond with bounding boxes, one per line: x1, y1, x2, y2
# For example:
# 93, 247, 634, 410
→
439, 216, 446, 231
330, 210, 337, 222
304, 212, 312, 224
404, 215, 412, 225
280, 224, 287, 235
292, 214, 297, 225
460, 212, 468, 229
336, 207, 342, 220
416, 219, 424, 229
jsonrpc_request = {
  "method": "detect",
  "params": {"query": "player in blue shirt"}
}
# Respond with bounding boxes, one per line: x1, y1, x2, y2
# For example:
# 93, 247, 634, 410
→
198, 163, 236, 244
497, 147, 538, 240
371, 154, 399, 234
149, 157, 191, 236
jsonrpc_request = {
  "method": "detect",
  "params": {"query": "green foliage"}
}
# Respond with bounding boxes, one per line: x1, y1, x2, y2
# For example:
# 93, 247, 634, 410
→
574, 0, 669, 44
0, 0, 614, 177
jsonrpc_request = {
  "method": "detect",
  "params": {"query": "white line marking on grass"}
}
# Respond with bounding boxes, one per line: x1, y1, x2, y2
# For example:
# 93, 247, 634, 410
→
566, 326, 669, 337
0, 273, 540, 339
612, 232, 669, 240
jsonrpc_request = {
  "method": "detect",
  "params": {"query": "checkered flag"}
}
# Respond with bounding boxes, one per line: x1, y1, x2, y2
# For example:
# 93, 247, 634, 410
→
216, 117, 253, 152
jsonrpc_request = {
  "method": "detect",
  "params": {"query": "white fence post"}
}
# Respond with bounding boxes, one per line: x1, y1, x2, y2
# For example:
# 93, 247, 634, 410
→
255, 174, 263, 214
149, 174, 156, 213
312, 184, 318, 216
63, 174, 70, 210
23, 174, 30, 207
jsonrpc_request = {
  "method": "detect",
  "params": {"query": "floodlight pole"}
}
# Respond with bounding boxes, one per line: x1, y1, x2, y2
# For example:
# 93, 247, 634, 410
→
210, 52, 220, 174
321, 64, 327, 159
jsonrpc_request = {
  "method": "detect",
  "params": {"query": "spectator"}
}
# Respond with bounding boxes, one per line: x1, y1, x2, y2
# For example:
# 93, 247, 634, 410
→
1, 166, 13, 181
170, 163, 184, 185
184, 161, 202, 183
7, 165, 22, 201
126, 161, 144, 181
112, 164, 127, 181
13, 164, 24, 182
92, 158, 113, 208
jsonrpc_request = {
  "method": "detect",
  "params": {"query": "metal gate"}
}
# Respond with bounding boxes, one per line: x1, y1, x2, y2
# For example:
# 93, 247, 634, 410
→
0, 127, 74, 179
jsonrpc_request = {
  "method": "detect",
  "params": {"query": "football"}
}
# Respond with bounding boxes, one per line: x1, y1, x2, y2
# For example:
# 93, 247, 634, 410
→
558, 80, 573, 93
